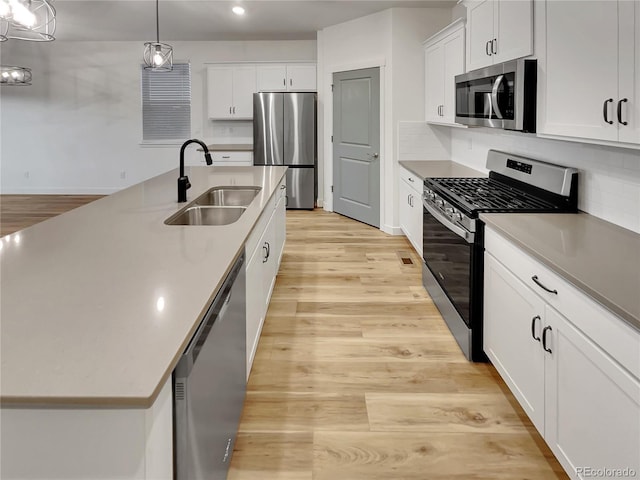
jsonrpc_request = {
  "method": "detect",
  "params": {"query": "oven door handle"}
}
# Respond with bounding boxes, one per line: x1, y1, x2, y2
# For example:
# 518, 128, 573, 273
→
423, 199, 474, 244
491, 74, 504, 119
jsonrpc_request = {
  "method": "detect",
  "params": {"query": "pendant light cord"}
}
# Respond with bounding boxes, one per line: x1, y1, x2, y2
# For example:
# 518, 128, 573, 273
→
156, 0, 160, 43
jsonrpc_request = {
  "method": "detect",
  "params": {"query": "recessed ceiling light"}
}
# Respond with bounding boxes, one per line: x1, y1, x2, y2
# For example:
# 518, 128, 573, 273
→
232, 6, 245, 16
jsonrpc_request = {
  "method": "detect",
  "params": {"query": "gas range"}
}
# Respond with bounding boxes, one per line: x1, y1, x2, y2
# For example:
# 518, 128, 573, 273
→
421, 150, 578, 361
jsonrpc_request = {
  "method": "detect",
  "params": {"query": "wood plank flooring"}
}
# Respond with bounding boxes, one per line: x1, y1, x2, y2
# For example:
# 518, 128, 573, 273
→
0, 195, 103, 236
1, 197, 568, 479
230, 209, 568, 480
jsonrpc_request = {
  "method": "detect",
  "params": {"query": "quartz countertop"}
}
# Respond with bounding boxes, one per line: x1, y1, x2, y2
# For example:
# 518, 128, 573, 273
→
481, 213, 640, 331
0, 166, 287, 408
198, 143, 253, 152
399, 160, 486, 180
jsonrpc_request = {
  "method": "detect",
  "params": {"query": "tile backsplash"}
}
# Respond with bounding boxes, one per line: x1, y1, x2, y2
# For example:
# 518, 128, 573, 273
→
450, 128, 640, 234
397, 121, 450, 161
205, 120, 253, 144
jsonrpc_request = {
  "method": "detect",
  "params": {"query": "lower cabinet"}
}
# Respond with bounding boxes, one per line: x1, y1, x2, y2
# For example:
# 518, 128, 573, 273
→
399, 166, 423, 257
484, 229, 640, 480
245, 177, 286, 378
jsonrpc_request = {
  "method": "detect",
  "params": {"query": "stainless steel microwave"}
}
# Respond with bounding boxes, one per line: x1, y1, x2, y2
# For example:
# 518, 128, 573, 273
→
455, 59, 537, 132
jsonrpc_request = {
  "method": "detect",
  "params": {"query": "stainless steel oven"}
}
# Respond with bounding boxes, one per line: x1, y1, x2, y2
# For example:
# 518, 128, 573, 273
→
421, 151, 578, 362
455, 59, 537, 132
422, 195, 484, 361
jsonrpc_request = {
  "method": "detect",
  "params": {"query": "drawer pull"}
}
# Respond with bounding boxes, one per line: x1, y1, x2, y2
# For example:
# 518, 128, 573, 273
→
542, 326, 553, 354
531, 315, 541, 342
222, 156, 230, 159
531, 275, 557, 295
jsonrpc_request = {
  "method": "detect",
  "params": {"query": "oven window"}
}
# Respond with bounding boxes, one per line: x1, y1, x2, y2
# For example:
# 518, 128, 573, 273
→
422, 207, 472, 326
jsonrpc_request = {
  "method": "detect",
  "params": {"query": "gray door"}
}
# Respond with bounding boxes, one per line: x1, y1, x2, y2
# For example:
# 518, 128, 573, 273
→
332, 68, 380, 228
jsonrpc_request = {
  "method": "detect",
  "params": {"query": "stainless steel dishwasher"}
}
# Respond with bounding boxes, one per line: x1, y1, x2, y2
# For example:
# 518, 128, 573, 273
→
173, 251, 246, 480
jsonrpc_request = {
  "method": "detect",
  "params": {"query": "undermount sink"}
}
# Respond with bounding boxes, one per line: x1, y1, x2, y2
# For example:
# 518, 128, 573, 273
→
165, 206, 246, 226
193, 186, 262, 207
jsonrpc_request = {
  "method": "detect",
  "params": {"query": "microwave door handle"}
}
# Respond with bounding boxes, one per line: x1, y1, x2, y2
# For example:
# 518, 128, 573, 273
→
491, 74, 504, 119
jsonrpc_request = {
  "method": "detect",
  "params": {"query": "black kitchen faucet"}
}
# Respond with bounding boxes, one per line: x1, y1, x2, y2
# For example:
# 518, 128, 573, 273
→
178, 139, 213, 202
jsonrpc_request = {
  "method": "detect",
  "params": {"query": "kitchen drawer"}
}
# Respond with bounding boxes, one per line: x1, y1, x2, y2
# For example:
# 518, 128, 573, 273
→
245, 188, 278, 260
485, 227, 640, 379
399, 167, 422, 193
210, 151, 253, 166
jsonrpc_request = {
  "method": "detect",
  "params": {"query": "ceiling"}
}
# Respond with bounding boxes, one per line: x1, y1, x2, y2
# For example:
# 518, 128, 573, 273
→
52, 0, 457, 41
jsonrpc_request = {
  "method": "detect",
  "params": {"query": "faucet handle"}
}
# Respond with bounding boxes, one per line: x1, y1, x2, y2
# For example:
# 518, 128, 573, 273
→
177, 175, 191, 203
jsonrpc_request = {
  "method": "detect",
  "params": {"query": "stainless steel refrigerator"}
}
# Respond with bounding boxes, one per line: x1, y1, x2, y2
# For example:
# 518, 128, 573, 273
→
253, 92, 316, 209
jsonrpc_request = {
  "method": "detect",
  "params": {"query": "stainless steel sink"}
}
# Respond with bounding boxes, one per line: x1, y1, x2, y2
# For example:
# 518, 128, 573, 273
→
193, 186, 262, 207
165, 206, 246, 226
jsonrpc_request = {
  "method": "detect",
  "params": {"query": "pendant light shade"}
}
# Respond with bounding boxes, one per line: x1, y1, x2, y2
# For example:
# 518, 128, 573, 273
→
143, 0, 172, 71
0, 65, 32, 85
0, 0, 56, 42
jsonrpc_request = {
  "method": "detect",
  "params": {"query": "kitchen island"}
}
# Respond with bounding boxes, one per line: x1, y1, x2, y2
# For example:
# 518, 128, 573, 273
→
0, 165, 287, 479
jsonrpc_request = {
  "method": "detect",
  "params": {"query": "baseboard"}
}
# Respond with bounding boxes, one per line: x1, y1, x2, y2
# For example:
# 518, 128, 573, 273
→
382, 225, 404, 236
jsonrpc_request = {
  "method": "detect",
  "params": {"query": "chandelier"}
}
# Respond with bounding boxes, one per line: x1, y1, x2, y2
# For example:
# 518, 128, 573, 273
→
143, 0, 173, 71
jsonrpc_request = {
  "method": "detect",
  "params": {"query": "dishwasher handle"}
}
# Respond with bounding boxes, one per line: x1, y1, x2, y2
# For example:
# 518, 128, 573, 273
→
176, 252, 245, 377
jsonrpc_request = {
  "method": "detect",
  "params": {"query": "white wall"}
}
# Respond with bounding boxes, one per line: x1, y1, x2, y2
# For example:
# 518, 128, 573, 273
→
0, 40, 316, 194
450, 128, 640, 234
318, 7, 451, 233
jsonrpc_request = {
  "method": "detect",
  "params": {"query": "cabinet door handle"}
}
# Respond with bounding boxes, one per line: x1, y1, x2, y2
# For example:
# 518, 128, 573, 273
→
486, 40, 491, 56
233, 106, 236, 114
603, 98, 614, 124
283, 78, 286, 86
280, 184, 286, 190
229, 106, 232, 114
531, 315, 541, 342
266, 241, 270, 259
617, 98, 628, 125
542, 326, 553, 354
491, 38, 497, 55
290, 78, 292, 86
410, 194, 414, 207
222, 155, 230, 159
531, 275, 558, 295
285, 195, 288, 206
263, 244, 268, 263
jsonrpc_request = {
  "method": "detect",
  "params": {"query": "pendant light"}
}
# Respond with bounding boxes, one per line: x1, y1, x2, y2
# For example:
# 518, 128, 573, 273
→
0, 65, 32, 85
143, 0, 172, 72
0, 0, 56, 42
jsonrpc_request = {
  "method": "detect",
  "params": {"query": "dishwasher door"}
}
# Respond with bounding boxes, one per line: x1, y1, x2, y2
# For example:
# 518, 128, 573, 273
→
173, 252, 246, 480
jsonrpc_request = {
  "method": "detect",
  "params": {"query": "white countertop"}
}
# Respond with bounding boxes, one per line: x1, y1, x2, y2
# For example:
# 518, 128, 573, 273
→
0, 166, 287, 408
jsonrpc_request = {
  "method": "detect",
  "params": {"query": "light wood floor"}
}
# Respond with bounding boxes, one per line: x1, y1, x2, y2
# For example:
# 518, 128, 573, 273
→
1, 197, 568, 479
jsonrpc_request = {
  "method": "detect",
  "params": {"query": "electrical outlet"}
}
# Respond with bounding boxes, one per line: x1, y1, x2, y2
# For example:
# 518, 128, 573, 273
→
120, 171, 126, 179
24, 171, 30, 179
468, 138, 473, 150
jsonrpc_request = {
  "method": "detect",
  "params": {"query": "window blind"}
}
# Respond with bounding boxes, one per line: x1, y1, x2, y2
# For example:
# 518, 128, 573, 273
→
141, 63, 191, 142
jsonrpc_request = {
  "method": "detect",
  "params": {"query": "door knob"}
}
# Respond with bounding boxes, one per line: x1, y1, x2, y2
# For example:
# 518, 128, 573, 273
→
370, 153, 379, 158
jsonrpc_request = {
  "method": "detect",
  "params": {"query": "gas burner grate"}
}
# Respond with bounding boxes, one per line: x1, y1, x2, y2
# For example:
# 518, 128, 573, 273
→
425, 177, 559, 211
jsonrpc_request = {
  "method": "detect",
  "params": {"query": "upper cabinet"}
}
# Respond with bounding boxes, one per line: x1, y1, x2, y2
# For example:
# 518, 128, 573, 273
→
464, 0, 533, 71
207, 65, 256, 120
257, 63, 317, 92
424, 19, 465, 126
538, 0, 639, 146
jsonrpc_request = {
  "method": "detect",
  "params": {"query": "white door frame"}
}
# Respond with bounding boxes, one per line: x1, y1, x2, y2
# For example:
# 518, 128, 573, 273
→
323, 58, 389, 233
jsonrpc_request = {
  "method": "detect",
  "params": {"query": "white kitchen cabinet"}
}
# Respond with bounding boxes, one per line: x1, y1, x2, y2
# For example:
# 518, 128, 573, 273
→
398, 167, 423, 257
424, 19, 465, 125
484, 253, 545, 433
464, 0, 532, 71
245, 177, 287, 377
257, 63, 316, 92
207, 65, 256, 120
538, 0, 639, 146
484, 227, 640, 480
